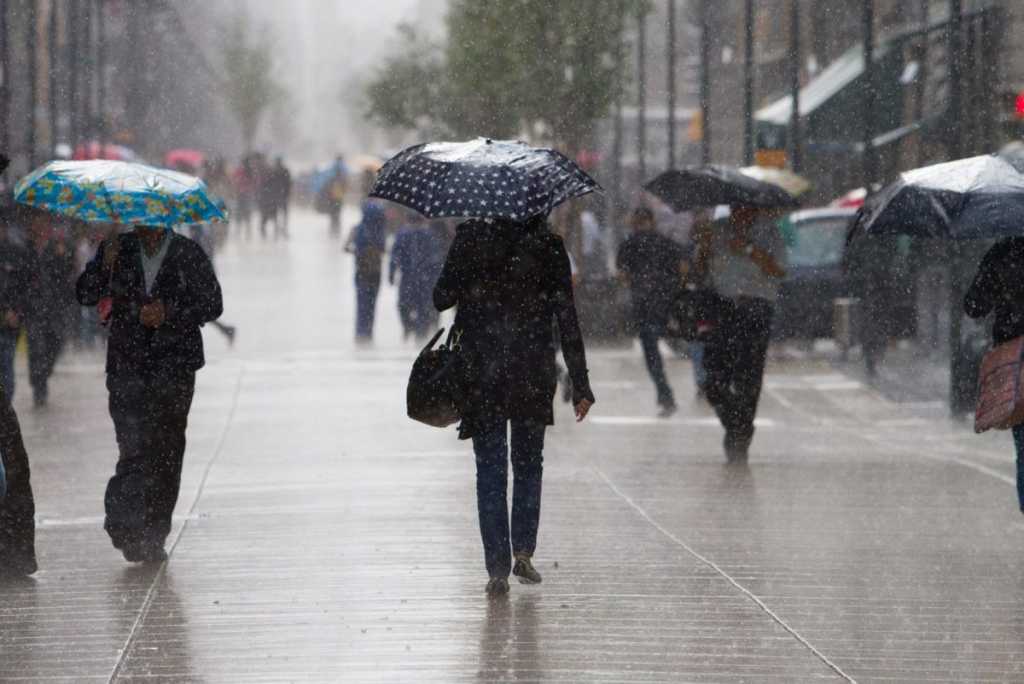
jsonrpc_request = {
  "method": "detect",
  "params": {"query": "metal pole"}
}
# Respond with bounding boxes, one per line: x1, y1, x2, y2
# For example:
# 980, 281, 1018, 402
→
48, 0, 57, 155
637, 6, 646, 180
0, 0, 9, 159
948, 0, 963, 160
915, 0, 928, 167
66, 0, 78, 149
947, 0, 964, 416
862, 0, 876, 185
96, 0, 105, 143
699, 0, 711, 164
666, 0, 676, 169
788, 0, 801, 172
743, 0, 754, 166
610, 0, 624, 249
27, 0, 38, 167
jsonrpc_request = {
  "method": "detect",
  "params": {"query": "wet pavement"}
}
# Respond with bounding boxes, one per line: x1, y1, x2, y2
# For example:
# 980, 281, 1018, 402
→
3, 209, 1024, 682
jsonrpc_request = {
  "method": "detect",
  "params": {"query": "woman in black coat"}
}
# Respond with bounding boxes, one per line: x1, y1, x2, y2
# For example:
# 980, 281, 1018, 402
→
434, 217, 595, 596
965, 237, 1024, 513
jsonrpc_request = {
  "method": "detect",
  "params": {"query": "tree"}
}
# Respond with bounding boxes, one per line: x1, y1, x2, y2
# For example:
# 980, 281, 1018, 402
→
366, 0, 641, 152
220, 13, 282, 151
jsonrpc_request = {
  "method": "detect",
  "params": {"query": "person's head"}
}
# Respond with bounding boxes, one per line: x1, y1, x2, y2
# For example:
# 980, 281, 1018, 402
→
133, 224, 167, 251
629, 207, 655, 233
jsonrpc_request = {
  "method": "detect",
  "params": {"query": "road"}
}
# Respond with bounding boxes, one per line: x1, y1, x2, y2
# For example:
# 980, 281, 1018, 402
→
2, 208, 1024, 683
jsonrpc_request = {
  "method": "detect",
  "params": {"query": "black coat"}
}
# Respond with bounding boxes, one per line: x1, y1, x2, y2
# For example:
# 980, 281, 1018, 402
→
616, 230, 689, 325
434, 220, 595, 439
0, 239, 28, 336
76, 233, 223, 375
24, 242, 72, 329
965, 238, 1024, 345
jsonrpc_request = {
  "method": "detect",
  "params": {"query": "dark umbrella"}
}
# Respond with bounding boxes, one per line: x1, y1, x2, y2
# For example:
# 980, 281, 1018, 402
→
644, 165, 799, 213
850, 154, 1024, 241
369, 138, 601, 221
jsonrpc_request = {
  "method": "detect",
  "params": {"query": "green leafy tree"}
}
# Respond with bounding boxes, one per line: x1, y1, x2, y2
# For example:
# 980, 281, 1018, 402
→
365, 24, 448, 135
220, 14, 283, 151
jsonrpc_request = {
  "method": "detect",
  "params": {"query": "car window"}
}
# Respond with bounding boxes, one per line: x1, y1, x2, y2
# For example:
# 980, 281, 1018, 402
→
784, 218, 849, 267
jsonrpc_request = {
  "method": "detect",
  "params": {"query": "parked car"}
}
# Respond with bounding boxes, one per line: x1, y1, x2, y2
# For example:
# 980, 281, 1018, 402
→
774, 208, 857, 340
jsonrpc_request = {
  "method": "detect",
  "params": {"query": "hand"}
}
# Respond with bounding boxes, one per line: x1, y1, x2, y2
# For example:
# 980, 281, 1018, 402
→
102, 236, 120, 269
574, 397, 593, 422
3, 310, 18, 328
139, 300, 166, 329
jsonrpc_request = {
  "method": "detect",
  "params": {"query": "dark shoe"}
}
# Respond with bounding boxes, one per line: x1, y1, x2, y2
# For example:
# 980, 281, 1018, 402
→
485, 576, 510, 597
657, 403, 677, 418
724, 431, 751, 464
123, 544, 168, 564
0, 555, 38, 578
512, 554, 542, 584
223, 325, 237, 346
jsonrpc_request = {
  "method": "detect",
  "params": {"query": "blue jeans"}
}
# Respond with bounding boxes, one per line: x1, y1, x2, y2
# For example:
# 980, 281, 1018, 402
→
1013, 425, 1024, 511
639, 323, 674, 408
690, 341, 707, 390
471, 421, 546, 578
0, 332, 17, 403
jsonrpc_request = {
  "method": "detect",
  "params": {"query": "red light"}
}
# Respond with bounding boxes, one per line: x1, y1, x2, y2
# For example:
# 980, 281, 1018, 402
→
1015, 92, 1024, 118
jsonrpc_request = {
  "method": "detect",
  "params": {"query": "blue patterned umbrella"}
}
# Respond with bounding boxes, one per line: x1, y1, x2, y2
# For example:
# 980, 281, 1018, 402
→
14, 160, 228, 228
369, 138, 601, 221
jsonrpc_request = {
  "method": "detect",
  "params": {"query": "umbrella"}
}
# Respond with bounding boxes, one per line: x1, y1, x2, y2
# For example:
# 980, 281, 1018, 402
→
644, 165, 799, 213
14, 160, 228, 227
739, 166, 811, 196
369, 138, 601, 221
164, 148, 205, 171
850, 154, 1024, 241
832, 186, 868, 209
73, 141, 137, 162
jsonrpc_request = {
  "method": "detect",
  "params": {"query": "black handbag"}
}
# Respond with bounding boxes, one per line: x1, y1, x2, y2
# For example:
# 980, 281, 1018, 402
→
406, 327, 464, 428
665, 286, 735, 341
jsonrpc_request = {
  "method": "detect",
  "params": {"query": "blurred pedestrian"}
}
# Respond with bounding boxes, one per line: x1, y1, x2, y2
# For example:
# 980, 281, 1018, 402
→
964, 237, 1024, 513
846, 235, 899, 378
346, 199, 387, 343
270, 157, 292, 239
24, 211, 72, 408
0, 209, 27, 400
320, 155, 348, 238
433, 216, 595, 597
232, 156, 258, 239
0, 385, 36, 577
694, 206, 787, 462
76, 224, 223, 563
389, 213, 442, 340
616, 207, 689, 417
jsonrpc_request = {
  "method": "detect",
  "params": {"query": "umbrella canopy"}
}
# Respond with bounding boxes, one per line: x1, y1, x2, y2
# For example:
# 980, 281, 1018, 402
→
14, 160, 228, 227
850, 154, 1024, 241
739, 166, 811, 196
369, 138, 601, 221
644, 165, 799, 213
164, 148, 205, 171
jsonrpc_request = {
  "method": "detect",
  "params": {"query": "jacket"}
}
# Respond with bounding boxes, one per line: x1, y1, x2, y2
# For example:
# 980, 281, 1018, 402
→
434, 219, 595, 439
76, 233, 223, 375
964, 237, 1024, 345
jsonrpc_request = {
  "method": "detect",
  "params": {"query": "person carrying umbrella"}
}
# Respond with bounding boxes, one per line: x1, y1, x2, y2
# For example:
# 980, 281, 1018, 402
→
17, 159, 227, 563
374, 138, 597, 596
646, 166, 795, 462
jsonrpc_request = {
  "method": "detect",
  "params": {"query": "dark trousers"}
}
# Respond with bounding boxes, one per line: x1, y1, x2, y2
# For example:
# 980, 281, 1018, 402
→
472, 420, 546, 578
105, 371, 195, 551
638, 322, 675, 408
0, 392, 36, 574
0, 331, 17, 402
355, 275, 381, 340
704, 298, 773, 445
26, 321, 63, 402
398, 290, 435, 339
1013, 425, 1024, 512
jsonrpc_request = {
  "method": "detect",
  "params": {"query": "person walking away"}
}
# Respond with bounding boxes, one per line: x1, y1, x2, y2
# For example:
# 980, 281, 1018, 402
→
232, 157, 257, 239
434, 216, 595, 597
321, 156, 348, 238
0, 384, 36, 576
346, 200, 387, 343
24, 211, 72, 408
76, 224, 223, 563
390, 213, 442, 341
846, 235, 899, 379
964, 237, 1024, 513
616, 207, 689, 417
271, 157, 292, 239
0, 209, 28, 400
694, 205, 787, 462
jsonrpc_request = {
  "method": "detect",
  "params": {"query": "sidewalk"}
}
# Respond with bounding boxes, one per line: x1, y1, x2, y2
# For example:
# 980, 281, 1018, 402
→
4, 211, 1024, 682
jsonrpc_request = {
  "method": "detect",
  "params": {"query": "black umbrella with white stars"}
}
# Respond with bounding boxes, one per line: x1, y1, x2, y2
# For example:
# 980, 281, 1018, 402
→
369, 138, 601, 222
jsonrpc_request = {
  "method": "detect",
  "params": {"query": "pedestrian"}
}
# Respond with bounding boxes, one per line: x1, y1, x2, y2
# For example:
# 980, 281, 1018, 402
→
75, 224, 223, 563
0, 384, 36, 577
269, 157, 292, 239
256, 155, 277, 241
433, 216, 595, 597
346, 199, 387, 343
694, 205, 787, 462
232, 156, 257, 239
0, 208, 28, 400
616, 207, 690, 417
964, 237, 1024, 513
846, 234, 899, 378
389, 213, 442, 340
24, 210, 72, 408
320, 156, 348, 238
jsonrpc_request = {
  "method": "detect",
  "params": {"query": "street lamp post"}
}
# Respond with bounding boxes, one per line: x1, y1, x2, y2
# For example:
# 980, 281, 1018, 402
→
862, 0, 877, 185
788, 0, 801, 172
743, 0, 754, 166
637, 6, 647, 180
699, 0, 711, 164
